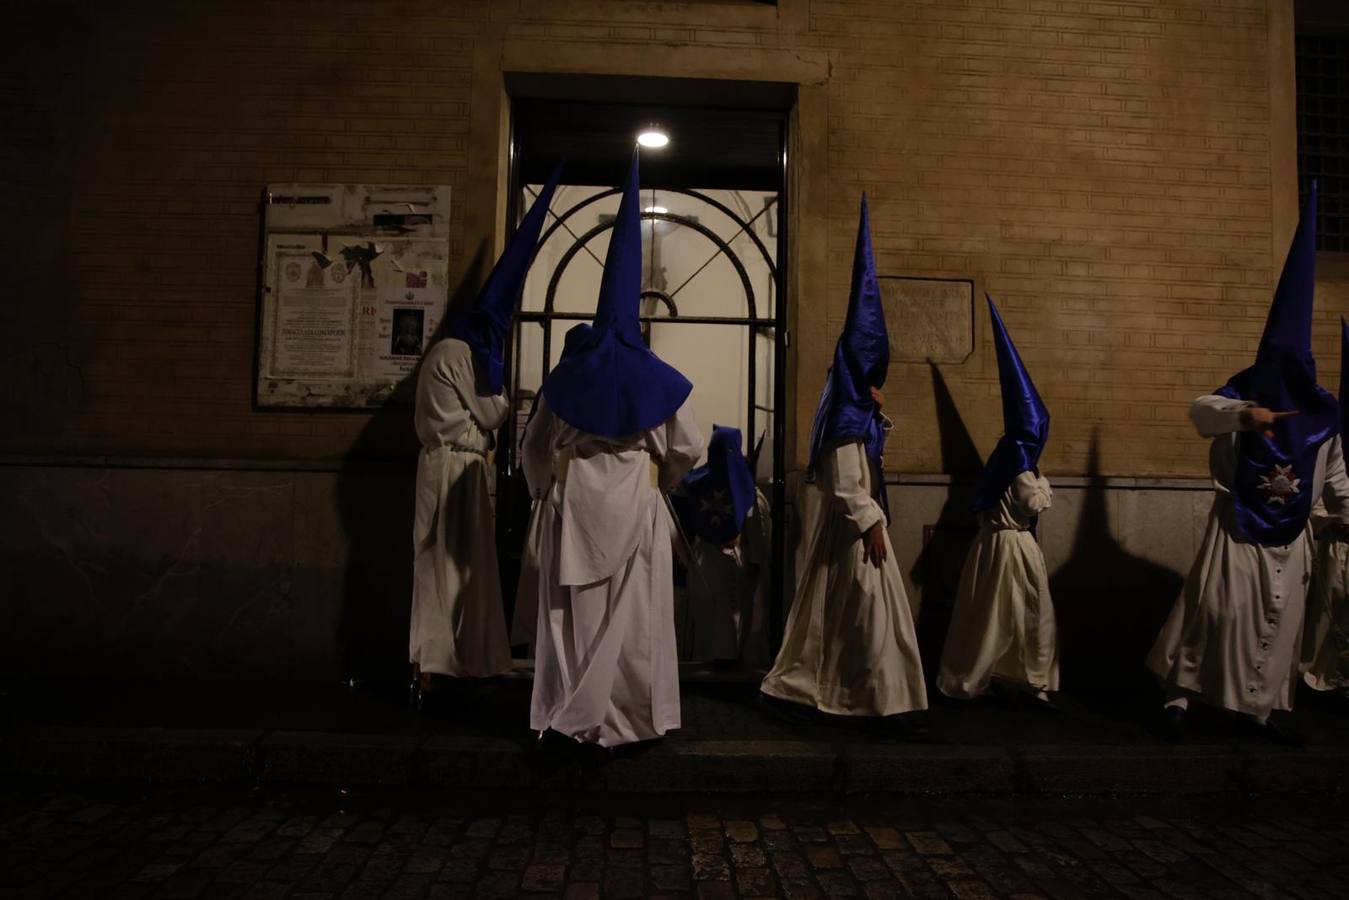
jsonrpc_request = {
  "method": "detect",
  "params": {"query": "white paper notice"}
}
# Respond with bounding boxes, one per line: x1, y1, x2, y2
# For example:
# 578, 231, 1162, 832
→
271, 252, 356, 375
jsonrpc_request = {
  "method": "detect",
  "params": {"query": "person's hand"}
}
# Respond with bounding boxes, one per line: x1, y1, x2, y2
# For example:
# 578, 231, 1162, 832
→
869, 386, 885, 409
862, 522, 888, 569
1239, 407, 1298, 439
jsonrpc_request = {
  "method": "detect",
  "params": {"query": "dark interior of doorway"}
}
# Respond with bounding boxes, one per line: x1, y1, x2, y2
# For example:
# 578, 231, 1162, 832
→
496, 73, 794, 670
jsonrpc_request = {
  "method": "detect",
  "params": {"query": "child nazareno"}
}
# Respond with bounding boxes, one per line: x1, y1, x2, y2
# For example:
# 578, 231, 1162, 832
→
760, 194, 929, 737
671, 424, 771, 668
937, 296, 1059, 710
1148, 183, 1349, 746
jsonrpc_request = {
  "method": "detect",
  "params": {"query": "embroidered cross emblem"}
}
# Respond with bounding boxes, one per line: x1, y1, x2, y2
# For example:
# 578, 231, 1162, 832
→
1257, 464, 1301, 506
699, 488, 735, 525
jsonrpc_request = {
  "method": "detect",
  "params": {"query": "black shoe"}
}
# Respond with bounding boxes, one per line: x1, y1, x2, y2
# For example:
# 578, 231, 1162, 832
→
863, 713, 930, 742
574, 740, 616, 767
757, 693, 819, 726
1017, 691, 1064, 715
1262, 716, 1307, 749
535, 728, 573, 757
1160, 706, 1186, 743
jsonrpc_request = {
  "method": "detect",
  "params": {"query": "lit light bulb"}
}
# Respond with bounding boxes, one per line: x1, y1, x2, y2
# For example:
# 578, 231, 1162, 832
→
636, 126, 669, 149
644, 205, 668, 215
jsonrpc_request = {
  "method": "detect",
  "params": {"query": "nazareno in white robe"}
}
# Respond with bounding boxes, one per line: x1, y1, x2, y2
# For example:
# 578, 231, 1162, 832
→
1147, 394, 1349, 718
761, 439, 928, 716
408, 338, 513, 678
681, 488, 772, 667
522, 396, 704, 747
1303, 499, 1349, 693
937, 470, 1059, 699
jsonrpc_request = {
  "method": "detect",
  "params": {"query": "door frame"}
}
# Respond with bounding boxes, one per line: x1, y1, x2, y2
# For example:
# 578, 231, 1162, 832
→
464, 39, 832, 656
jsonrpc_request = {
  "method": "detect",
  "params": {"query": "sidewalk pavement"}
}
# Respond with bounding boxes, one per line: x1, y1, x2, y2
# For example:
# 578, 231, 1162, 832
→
3, 670, 1348, 799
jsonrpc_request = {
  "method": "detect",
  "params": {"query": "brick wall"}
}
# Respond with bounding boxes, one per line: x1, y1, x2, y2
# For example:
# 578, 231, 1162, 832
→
1, 0, 1328, 478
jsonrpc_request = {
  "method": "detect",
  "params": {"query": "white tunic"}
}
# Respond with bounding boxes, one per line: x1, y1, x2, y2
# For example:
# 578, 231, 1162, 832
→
1147, 395, 1349, 717
937, 471, 1058, 699
682, 489, 772, 667
522, 396, 704, 747
761, 440, 928, 716
408, 339, 513, 678
1303, 502, 1349, 693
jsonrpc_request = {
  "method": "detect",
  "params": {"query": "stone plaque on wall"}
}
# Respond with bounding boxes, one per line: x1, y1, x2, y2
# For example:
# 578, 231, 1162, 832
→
878, 276, 974, 363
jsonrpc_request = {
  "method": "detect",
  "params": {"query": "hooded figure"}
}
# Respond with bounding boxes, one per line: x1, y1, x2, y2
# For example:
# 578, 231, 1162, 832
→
972, 297, 1051, 513
1148, 182, 1349, 745
447, 165, 563, 395
806, 194, 892, 518
1212, 184, 1340, 548
521, 151, 705, 747
673, 425, 757, 547
761, 194, 928, 729
408, 166, 560, 691
1301, 317, 1349, 694
671, 425, 772, 666
539, 157, 692, 438
938, 297, 1059, 705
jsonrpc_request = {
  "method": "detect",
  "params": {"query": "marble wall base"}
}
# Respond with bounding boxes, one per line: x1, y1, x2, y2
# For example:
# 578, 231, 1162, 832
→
0, 461, 417, 682
1, 461, 1210, 685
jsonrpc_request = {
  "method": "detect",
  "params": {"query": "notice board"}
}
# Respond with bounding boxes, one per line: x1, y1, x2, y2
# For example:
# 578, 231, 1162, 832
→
256, 183, 451, 408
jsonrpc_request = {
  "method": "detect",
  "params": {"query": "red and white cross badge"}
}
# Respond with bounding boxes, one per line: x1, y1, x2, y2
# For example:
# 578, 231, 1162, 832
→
1257, 464, 1301, 506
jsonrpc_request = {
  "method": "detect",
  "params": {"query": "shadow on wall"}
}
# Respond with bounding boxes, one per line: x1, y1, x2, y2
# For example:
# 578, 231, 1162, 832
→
1049, 431, 1182, 716
910, 362, 984, 681
335, 243, 488, 686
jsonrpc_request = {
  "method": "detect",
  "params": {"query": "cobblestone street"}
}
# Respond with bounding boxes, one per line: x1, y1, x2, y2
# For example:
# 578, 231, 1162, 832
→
2, 786, 1346, 900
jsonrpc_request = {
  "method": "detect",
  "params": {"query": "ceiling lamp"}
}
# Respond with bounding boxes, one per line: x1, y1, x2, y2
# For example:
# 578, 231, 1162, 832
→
636, 125, 670, 149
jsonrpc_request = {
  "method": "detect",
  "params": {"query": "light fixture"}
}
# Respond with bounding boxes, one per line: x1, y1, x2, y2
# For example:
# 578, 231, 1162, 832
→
636, 125, 669, 149
644, 205, 668, 215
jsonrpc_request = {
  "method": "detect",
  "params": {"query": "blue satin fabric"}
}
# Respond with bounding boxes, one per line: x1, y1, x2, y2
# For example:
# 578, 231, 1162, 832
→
522, 323, 593, 433
540, 151, 692, 438
806, 195, 891, 518
560, 322, 593, 361
672, 425, 757, 545
447, 164, 561, 395
973, 296, 1050, 513
1214, 182, 1337, 547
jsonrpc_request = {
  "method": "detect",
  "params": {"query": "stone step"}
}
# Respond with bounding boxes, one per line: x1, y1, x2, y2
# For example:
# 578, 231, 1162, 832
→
4, 727, 1346, 799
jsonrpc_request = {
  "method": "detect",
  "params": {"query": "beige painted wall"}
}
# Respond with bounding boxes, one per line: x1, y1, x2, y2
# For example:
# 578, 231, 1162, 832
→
3, 0, 1336, 483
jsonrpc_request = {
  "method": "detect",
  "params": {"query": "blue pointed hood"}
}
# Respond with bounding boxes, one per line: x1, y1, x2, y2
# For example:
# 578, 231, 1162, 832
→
560, 322, 593, 361
539, 151, 693, 438
672, 425, 757, 545
807, 194, 891, 486
447, 163, 561, 394
748, 429, 767, 478
1215, 181, 1338, 546
973, 296, 1051, 512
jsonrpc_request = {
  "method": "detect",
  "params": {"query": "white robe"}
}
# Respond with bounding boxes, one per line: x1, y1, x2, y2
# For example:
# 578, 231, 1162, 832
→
682, 489, 772, 667
522, 397, 704, 746
408, 338, 513, 678
1303, 501, 1349, 693
1147, 395, 1349, 717
937, 470, 1058, 699
509, 499, 545, 654
761, 440, 928, 716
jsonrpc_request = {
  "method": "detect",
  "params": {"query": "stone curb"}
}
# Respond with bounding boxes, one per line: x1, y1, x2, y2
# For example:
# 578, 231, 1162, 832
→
2, 728, 1346, 798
